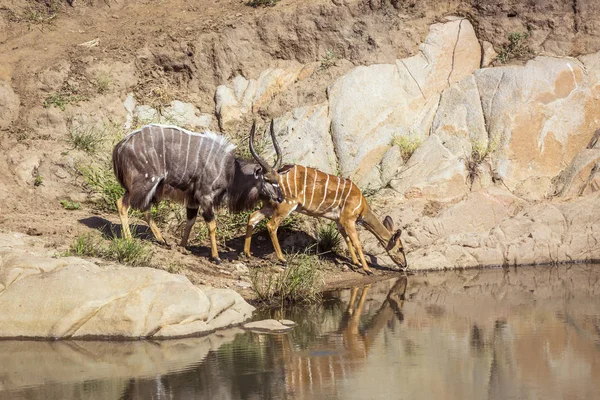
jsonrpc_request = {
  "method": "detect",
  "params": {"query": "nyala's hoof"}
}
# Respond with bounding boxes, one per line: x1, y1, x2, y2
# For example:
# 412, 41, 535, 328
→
363, 269, 374, 276
239, 252, 251, 260
210, 257, 222, 265
276, 259, 288, 267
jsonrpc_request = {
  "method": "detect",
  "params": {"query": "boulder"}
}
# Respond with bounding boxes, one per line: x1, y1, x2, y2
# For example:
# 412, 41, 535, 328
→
327, 18, 480, 187
364, 190, 600, 270
0, 234, 254, 339
215, 63, 305, 133
389, 134, 468, 202
261, 103, 338, 174
243, 319, 296, 333
474, 56, 599, 199
161, 100, 212, 129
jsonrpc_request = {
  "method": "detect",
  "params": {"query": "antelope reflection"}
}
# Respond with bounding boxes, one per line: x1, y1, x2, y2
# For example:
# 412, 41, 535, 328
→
277, 276, 408, 398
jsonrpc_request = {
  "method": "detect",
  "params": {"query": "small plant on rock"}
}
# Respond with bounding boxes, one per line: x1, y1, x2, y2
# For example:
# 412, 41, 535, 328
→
33, 175, 43, 187
319, 49, 339, 70
392, 135, 422, 163
464, 139, 496, 188
496, 32, 532, 64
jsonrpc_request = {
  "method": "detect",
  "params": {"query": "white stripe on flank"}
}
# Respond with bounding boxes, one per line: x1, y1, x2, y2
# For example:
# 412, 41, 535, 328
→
178, 127, 183, 157
315, 174, 330, 212
302, 166, 307, 205
293, 166, 297, 198
204, 139, 216, 173
192, 137, 203, 177
324, 177, 340, 211
337, 179, 347, 208
141, 127, 149, 164
307, 169, 318, 210
285, 171, 292, 197
130, 132, 136, 153
341, 181, 353, 212
160, 126, 166, 173
211, 150, 227, 187
143, 180, 161, 209
183, 133, 191, 177
351, 193, 363, 215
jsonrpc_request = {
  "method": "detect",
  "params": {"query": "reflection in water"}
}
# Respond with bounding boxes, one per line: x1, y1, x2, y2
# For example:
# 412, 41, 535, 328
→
1, 264, 600, 400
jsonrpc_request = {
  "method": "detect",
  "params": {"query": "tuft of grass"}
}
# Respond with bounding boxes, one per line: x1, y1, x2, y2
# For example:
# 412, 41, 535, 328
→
316, 222, 341, 253
64, 233, 153, 267
104, 236, 153, 266
496, 32, 532, 64
60, 199, 81, 210
34, 175, 43, 187
247, 0, 280, 7
95, 74, 112, 94
79, 163, 125, 212
319, 49, 339, 70
69, 126, 104, 154
67, 233, 100, 258
167, 262, 185, 274
250, 252, 324, 305
464, 139, 496, 188
392, 135, 422, 163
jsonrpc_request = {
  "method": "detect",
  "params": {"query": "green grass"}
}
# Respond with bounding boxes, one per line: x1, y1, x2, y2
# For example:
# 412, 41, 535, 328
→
79, 163, 125, 212
316, 222, 341, 253
250, 252, 324, 305
43, 88, 86, 111
496, 32, 532, 64
69, 126, 104, 154
104, 236, 153, 266
34, 175, 43, 187
60, 199, 81, 210
64, 233, 153, 267
247, 0, 280, 7
392, 135, 422, 163
319, 49, 339, 70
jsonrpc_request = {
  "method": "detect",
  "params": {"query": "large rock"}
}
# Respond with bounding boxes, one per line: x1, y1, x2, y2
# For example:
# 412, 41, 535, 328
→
474, 56, 600, 200
0, 234, 254, 339
262, 103, 338, 174
327, 18, 481, 188
364, 190, 600, 270
215, 63, 307, 133
0, 80, 19, 130
389, 134, 468, 202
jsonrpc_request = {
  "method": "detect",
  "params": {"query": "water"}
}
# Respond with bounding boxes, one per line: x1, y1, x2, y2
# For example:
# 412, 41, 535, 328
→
1, 264, 600, 400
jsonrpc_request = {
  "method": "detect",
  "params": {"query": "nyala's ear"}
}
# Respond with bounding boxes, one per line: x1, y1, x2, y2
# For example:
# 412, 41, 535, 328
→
254, 166, 263, 179
383, 216, 394, 231
278, 164, 294, 174
392, 229, 402, 242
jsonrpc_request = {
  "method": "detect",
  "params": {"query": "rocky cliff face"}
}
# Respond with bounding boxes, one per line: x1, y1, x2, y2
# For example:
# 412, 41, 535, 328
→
217, 17, 600, 269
